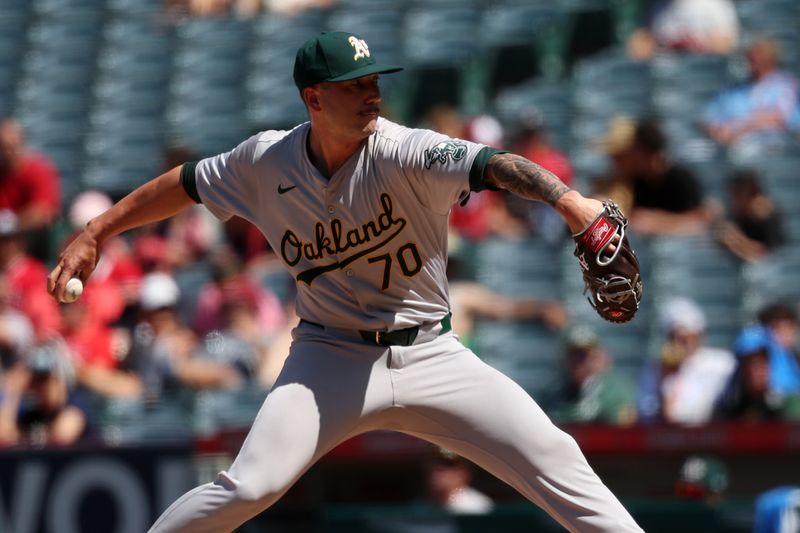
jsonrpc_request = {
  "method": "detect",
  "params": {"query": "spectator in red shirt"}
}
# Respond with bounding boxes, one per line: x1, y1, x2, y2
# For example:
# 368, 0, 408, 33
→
65, 191, 138, 326
60, 293, 143, 399
0, 119, 61, 261
0, 210, 60, 340
511, 110, 573, 188
507, 109, 574, 242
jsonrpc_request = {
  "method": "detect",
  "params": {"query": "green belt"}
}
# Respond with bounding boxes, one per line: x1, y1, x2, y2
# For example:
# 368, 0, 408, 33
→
301, 313, 452, 347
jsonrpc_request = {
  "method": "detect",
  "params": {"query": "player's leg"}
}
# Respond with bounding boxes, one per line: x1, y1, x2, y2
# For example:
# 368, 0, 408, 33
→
388, 333, 643, 533
148, 325, 393, 533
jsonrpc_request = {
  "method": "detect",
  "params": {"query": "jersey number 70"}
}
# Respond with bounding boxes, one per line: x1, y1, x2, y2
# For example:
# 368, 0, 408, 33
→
367, 242, 422, 290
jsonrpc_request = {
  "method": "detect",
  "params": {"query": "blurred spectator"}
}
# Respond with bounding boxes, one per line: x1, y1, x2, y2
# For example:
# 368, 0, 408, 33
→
674, 455, 730, 505
421, 105, 466, 139
511, 110, 573, 188
449, 281, 568, 352
423, 106, 499, 242
164, 0, 269, 18
0, 118, 61, 234
716, 325, 800, 421
131, 231, 172, 273
0, 210, 60, 340
465, 114, 504, 149
627, 0, 739, 61
194, 278, 275, 385
193, 247, 285, 337
758, 304, 800, 395
715, 169, 787, 262
65, 191, 137, 326
0, 340, 86, 447
639, 298, 736, 424
159, 145, 223, 269
163, 205, 221, 267
754, 486, 800, 533
60, 295, 142, 400
0, 273, 34, 370
258, 305, 298, 388
123, 273, 242, 405
223, 215, 273, 265
595, 117, 714, 235
264, 0, 333, 16
507, 109, 573, 243
703, 38, 799, 160
425, 447, 494, 515
544, 326, 637, 426
590, 116, 636, 215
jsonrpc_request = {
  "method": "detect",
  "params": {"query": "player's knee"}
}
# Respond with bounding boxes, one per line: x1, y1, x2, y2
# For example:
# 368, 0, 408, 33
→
537, 428, 582, 461
215, 471, 287, 507
235, 484, 278, 506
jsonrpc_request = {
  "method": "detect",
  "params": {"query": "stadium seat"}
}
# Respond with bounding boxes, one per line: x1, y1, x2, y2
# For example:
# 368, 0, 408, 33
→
472, 319, 562, 397
572, 49, 652, 119
96, 395, 195, 445
402, 4, 480, 68
247, 10, 326, 129
741, 244, 800, 317
475, 237, 564, 299
648, 235, 744, 348
194, 383, 269, 435
167, 16, 253, 154
493, 80, 572, 151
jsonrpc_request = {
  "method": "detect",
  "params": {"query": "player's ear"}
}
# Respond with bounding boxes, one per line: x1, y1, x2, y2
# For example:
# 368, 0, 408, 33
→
303, 86, 322, 111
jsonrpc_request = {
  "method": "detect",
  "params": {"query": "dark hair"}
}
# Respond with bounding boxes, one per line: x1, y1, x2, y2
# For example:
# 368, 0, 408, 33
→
633, 118, 667, 154
758, 303, 798, 325
729, 169, 763, 196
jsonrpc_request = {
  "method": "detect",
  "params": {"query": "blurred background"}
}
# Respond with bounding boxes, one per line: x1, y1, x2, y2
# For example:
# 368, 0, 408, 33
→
0, 0, 799, 531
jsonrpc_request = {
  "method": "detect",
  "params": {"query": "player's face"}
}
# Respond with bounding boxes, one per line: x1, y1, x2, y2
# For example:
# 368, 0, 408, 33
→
317, 74, 382, 138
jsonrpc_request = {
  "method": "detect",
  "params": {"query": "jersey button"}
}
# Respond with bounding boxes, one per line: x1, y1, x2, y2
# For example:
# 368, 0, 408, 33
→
345, 269, 354, 277
327, 206, 335, 214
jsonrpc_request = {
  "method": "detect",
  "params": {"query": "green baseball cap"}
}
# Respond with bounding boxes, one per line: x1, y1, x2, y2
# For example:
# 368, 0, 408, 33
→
293, 31, 403, 91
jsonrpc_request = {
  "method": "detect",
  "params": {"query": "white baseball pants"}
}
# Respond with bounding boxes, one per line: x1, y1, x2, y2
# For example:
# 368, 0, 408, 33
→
148, 322, 643, 532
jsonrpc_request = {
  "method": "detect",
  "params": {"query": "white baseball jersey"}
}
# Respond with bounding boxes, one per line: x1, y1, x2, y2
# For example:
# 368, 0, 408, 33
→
192, 117, 499, 330
155, 117, 644, 533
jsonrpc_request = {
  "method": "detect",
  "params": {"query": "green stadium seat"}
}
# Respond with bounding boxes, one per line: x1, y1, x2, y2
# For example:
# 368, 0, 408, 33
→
741, 244, 800, 317
474, 237, 564, 299
247, 10, 326, 129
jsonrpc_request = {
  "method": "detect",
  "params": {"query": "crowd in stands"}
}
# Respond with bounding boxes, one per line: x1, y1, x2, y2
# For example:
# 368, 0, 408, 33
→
0, 0, 799, 448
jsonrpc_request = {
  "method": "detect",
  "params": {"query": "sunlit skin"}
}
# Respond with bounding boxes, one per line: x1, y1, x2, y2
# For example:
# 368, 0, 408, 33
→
0, 119, 24, 174
302, 74, 382, 178
741, 350, 770, 398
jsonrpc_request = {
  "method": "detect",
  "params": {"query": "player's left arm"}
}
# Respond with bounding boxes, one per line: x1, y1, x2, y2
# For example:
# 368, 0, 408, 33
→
484, 152, 602, 233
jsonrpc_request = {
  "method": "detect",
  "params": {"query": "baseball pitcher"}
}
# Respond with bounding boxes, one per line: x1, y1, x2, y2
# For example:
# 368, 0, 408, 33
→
48, 32, 643, 532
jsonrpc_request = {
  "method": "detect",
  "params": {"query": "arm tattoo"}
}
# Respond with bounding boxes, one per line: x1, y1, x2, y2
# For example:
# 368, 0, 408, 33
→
485, 153, 571, 206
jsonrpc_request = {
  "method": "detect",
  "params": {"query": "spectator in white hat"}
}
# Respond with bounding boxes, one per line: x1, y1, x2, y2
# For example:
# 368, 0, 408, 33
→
638, 297, 735, 425
121, 273, 242, 405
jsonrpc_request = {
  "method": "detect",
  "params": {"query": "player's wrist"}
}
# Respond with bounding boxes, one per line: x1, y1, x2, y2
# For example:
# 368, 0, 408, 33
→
555, 191, 596, 234
84, 218, 109, 247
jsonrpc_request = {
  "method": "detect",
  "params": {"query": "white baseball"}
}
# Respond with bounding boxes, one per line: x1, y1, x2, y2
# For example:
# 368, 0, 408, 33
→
63, 278, 84, 303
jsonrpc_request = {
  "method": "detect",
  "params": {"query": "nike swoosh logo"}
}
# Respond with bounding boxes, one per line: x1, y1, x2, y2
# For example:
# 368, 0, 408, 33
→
278, 184, 297, 194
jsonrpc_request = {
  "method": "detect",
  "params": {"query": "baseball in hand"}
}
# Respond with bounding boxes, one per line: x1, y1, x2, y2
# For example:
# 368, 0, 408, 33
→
63, 278, 84, 303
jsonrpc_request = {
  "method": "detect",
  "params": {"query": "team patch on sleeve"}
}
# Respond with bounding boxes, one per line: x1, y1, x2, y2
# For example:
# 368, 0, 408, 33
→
424, 141, 467, 169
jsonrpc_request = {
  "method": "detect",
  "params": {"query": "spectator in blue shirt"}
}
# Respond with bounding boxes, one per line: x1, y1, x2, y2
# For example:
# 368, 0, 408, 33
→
754, 486, 800, 533
703, 38, 799, 160
758, 303, 800, 395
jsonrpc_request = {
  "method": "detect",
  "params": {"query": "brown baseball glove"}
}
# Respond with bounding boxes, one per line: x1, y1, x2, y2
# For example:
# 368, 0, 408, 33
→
573, 200, 643, 323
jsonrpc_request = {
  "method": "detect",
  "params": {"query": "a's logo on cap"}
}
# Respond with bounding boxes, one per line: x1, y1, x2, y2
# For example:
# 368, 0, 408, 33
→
348, 36, 370, 61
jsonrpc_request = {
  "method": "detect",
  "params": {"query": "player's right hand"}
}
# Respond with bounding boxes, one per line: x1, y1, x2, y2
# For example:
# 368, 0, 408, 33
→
47, 230, 100, 303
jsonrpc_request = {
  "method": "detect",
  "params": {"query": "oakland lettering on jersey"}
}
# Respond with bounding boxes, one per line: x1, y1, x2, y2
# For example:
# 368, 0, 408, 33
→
280, 193, 407, 284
